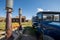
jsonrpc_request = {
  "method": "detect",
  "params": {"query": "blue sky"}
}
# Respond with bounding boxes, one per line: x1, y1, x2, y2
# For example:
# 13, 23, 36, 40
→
0, 0, 60, 19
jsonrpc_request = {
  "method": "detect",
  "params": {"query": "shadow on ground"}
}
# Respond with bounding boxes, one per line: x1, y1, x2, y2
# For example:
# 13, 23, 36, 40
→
17, 26, 37, 40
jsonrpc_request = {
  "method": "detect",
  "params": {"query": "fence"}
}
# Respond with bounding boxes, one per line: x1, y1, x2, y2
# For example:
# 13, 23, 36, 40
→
0, 31, 5, 39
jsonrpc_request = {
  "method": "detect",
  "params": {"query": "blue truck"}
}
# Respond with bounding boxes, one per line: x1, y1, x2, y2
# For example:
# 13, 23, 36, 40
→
32, 11, 60, 40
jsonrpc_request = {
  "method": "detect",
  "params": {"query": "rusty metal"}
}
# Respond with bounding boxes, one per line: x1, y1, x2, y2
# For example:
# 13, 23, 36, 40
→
5, 0, 13, 40
5, 9, 12, 40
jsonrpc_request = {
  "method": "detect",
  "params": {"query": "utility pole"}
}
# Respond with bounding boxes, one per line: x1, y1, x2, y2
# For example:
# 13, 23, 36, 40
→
19, 8, 22, 26
5, 0, 13, 40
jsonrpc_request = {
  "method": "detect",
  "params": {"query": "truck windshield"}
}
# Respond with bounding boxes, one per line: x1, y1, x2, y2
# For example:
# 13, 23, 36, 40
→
37, 12, 60, 22
43, 14, 60, 22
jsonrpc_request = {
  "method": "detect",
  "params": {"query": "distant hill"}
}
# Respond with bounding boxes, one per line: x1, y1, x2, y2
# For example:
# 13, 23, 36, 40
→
0, 17, 5, 19
0, 17, 5, 22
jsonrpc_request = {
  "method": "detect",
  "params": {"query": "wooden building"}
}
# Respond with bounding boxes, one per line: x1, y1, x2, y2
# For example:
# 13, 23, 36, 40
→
12, 16, 26, 22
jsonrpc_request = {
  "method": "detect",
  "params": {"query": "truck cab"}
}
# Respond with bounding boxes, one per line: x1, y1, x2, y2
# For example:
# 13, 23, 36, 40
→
32, 11, 60, 40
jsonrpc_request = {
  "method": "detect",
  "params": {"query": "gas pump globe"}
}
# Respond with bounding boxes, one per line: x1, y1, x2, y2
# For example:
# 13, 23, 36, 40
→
6, 0, 13, 9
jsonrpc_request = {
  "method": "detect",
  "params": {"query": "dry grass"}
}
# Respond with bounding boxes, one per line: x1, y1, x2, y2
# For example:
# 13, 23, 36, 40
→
0, 21, 32, 38
0, 22, 5, 31
0, 21, 32, 31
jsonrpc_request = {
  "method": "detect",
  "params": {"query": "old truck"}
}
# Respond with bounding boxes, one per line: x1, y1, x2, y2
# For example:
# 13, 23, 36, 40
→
32, 11, 60, 40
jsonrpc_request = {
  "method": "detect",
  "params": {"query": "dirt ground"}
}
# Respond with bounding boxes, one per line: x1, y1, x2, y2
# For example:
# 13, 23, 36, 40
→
18, 28, 37, 40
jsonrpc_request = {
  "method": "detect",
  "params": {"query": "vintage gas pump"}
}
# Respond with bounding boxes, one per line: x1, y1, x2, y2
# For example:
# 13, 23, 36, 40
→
5, 0, 13, 40
18, 8, 22, 30
19, 8, 22, 26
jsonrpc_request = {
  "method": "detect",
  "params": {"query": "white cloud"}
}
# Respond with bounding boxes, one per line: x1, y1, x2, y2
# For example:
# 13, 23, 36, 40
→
37, 8, 50, 12
26, 17, 31, 20
37, 8, 43, 12
47, 10, 50, 11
